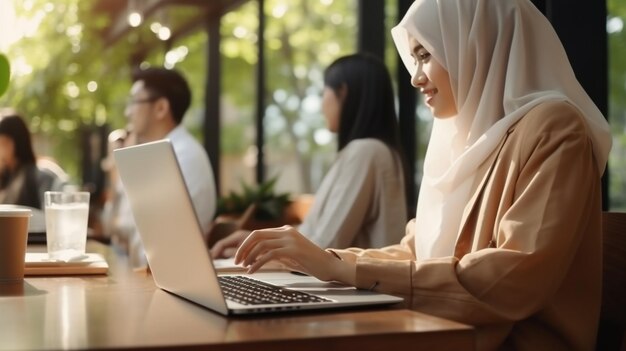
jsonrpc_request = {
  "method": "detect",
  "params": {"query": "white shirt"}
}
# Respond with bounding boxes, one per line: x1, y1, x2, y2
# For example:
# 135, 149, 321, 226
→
298, 139, 407, 249
167, 125, 216, 235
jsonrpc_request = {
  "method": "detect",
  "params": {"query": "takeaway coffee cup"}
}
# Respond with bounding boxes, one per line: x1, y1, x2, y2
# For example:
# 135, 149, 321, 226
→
0, 206, 32, 282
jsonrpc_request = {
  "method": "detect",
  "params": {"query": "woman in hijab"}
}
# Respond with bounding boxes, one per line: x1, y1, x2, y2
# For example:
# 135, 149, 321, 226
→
232, 0, 612, 349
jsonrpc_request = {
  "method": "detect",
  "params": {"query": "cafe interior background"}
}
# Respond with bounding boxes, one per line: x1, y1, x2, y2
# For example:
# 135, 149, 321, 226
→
0, 0, 624, 234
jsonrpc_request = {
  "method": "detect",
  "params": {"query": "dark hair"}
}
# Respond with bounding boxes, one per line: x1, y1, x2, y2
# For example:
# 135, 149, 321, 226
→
323, 53, 401, 152
0, 113, 36, 165
131, 67, 191, 124
324, 53, 411, 214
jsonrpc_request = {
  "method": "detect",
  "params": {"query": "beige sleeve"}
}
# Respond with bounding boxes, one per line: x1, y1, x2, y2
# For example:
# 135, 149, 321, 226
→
330, 219, 416, 262
335, 118, 601, 326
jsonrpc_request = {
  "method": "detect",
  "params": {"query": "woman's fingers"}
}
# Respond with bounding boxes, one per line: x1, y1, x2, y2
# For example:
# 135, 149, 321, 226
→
210, 241, 227, 258
232, 226, 349, 282
210, 241, 235, 258
234, 229, 268, 264
246, 246, 289, 273
211, 230, 249, 258
235, 227, 287, 264
234, 225, 337, 277
235, 226, 296, 265
241, 236, 287, 267
221, 247, 237, 258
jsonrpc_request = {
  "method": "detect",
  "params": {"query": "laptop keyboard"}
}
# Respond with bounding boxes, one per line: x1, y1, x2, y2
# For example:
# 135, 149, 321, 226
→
218, 275, 332, 305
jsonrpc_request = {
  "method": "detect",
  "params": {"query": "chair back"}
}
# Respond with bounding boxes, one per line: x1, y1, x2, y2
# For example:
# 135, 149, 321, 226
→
596, 211, 626, 351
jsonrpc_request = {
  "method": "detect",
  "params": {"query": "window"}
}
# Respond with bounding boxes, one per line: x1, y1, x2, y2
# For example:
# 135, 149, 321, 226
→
608, 0, 626, 211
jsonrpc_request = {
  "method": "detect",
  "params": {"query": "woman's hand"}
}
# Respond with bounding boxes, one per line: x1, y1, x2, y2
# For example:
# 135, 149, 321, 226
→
210, 230, 250, 258
234, 225, 356, 284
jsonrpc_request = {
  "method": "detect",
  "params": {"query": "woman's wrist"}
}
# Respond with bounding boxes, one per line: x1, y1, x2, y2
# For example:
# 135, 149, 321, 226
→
325, 250, 356, 285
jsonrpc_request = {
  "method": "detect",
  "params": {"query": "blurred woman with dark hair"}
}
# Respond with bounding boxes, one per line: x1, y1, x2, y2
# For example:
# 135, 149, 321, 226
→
211, 53, 409, 257
300, 53, 410, 248
0, 112, 66, 209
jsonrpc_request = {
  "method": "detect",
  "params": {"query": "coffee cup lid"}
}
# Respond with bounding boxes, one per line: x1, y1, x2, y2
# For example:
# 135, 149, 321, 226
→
0, 205, 33, 217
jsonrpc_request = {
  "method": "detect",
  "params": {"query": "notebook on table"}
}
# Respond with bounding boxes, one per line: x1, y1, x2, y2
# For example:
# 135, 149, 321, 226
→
113, 139, 402, 316
25, 253, 109, 276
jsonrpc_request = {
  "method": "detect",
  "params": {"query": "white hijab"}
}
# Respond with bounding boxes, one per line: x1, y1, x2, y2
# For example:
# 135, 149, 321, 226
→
391, 0, 612, 259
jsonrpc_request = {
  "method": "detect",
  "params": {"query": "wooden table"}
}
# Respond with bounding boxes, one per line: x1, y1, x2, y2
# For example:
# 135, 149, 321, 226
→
0, 241, 475, 351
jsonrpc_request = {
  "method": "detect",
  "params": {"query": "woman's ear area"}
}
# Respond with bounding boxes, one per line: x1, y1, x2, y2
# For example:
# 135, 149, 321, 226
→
337, 83, 348, 102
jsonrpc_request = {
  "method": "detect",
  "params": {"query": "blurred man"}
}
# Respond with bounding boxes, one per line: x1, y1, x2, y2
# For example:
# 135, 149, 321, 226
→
123, 67, 216, 251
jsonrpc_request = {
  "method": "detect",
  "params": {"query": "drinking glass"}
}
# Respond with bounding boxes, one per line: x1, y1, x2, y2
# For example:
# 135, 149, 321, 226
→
44, 191, 90, 261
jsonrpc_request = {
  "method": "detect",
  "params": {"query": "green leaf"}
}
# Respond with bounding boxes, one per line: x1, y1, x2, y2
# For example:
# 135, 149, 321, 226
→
216, 174, 291, 220
0, 53, 10, 98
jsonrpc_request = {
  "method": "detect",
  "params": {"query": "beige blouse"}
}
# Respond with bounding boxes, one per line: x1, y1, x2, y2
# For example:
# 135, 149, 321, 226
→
298, 138, 407, 249
332, 102, 603, 351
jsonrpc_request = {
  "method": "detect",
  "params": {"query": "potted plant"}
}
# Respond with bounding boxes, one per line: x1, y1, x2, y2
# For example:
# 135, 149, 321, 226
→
215, 176, 295, 230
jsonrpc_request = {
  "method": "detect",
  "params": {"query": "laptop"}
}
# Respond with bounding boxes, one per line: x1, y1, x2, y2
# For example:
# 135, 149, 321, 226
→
113, 139, 403, 315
